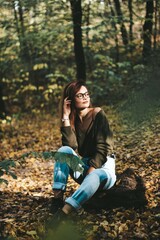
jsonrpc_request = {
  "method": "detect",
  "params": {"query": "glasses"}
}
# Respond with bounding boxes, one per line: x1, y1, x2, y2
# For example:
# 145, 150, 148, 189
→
75, 91, 90, 99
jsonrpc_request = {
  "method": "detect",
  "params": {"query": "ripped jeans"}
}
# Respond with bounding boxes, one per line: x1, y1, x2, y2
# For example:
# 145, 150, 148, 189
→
52, 146, 116, 210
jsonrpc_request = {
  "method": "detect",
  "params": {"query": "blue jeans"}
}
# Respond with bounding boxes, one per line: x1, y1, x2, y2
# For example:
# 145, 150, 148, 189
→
53, 146, 116, 210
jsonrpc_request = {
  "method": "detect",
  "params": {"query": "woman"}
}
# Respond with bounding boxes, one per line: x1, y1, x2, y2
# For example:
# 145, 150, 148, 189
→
51, 81, 116, 222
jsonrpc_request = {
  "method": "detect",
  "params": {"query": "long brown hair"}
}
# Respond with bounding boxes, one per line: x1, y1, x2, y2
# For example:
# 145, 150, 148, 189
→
60, 81, 89, 128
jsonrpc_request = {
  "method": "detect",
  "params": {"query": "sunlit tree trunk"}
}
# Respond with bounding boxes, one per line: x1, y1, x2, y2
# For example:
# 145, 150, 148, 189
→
13, 1, 20, 43
142, 0, 154, 61
70, 0, 86, 81
153, 0, 158, 51
113, 0, 128, 46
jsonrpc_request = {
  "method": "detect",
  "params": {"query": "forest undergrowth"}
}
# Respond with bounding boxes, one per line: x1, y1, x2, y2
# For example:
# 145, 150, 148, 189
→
0, 104, 159, 240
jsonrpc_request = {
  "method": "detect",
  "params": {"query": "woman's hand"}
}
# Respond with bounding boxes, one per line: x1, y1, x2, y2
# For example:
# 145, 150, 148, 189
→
63, 97, 71, 118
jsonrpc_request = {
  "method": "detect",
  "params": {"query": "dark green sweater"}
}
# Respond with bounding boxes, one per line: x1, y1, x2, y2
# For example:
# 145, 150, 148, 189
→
61, 109, 113, 168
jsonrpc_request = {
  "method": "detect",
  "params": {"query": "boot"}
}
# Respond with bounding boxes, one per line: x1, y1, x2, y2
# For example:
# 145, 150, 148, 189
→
50, 197, 64, 214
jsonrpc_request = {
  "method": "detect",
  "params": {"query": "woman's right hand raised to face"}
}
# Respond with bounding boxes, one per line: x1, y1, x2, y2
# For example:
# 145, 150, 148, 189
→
63, 97, 71, 118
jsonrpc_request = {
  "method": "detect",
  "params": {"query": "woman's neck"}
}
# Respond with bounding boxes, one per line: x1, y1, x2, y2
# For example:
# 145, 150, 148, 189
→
77, 107, 91, 122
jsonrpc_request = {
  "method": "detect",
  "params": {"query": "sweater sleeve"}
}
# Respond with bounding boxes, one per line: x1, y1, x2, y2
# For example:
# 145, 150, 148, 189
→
89, 110, 113, 168
61, 126, 78, 150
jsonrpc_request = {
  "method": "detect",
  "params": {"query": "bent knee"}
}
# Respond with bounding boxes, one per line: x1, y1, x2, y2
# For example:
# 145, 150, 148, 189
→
87, 172, 100, 185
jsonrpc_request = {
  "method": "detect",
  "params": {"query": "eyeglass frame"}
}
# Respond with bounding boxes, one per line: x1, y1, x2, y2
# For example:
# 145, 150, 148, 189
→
75, 91, 90, 99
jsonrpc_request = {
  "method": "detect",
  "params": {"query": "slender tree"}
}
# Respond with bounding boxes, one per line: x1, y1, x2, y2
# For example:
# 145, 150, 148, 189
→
128, 0, 133, 43
108, 0, 119, 62
13, 0, 34, 81
153, 0, 158, 51
142, 0, 154, 61
85, 0, 91, 47
13, 0, 27, 61
0, 84, 6, 118
113, 0, 128, 46
70, 0, 86, 81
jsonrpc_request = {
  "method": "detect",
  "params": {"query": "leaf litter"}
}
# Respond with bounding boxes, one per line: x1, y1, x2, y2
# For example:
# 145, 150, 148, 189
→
0, 108, 159, 239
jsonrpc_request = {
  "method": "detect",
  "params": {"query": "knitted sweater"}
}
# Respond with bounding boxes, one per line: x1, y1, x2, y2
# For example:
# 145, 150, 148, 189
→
61, 108, 113, 168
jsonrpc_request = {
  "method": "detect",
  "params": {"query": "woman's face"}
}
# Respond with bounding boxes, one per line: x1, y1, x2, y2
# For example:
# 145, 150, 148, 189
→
74, 86, 90, 110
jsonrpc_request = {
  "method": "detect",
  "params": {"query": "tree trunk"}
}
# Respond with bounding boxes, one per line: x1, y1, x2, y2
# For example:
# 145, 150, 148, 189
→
128, 0, 133, 43
85, 0, 91, 47
153, 0, 158, 51
0, 84, 6, 118
84, 168, 148, 210
142, 0, 154, 62
108, 0, 119, 62
70, 0, 86, 81
113, 0, 128, 46
17, 0, 28, 61
13, 0, 34, 81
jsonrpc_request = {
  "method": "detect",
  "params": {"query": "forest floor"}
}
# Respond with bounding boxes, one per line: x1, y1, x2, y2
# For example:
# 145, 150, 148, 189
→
0, 105, 159, 240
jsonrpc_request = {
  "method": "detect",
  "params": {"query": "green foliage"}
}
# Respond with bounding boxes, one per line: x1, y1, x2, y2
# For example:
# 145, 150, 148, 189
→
0, 0, 73, 112
132, 64, 150, 88
86, 55, 133, 104
0, 159, 17, 185
0, 0, 160, 113
118, 66, 160, 125
54, 152, 84, 173
22, 151, 84, 174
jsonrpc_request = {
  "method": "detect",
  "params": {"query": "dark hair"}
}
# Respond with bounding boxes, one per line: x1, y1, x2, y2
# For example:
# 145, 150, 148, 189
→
64, 81, 86, 99
60, 81, 89, 128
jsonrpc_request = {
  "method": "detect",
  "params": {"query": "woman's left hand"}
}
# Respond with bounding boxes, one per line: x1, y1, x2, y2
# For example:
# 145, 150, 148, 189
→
63, 97, 71, 118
